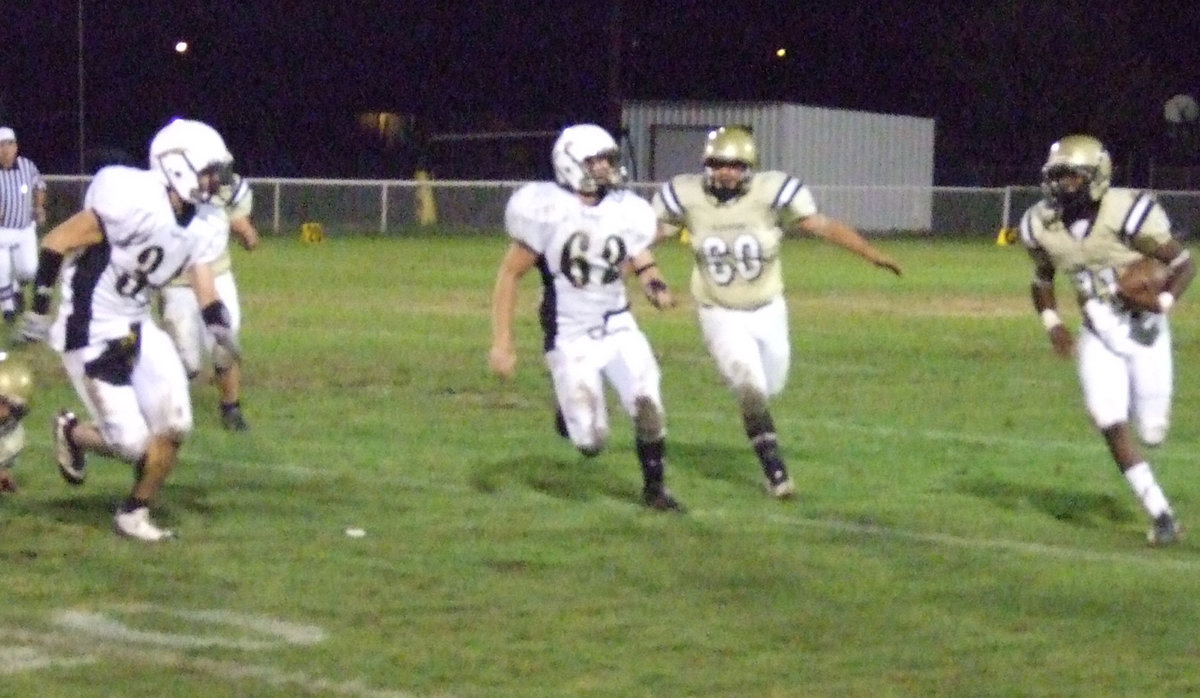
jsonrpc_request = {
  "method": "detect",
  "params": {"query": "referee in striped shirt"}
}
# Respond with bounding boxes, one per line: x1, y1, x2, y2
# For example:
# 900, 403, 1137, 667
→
0, 127, 46, 323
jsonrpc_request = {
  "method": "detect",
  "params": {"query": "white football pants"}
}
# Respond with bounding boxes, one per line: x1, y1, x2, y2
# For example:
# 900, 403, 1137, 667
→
60, 320, 194, 463
0, 223, 37, 313
1078, 313, 1173, 445
545, 321, 665, 453
698, 296, 791, 398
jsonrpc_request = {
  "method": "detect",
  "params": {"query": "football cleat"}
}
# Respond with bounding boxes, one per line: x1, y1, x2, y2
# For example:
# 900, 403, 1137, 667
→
1147, 512, 1182, 547
766, 476, 796, 500
642, 487, 686, 513
54, 411, 87, 486
220, 405, 249, 431
114, 506, 175, 542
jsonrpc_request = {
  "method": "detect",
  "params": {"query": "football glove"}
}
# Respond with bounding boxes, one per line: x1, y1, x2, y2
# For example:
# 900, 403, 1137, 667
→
201, 301, 241, 360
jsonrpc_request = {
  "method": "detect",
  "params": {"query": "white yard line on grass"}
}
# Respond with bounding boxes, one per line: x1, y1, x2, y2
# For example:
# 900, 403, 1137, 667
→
705, 508, 1200, 572
0, 625, 430, 698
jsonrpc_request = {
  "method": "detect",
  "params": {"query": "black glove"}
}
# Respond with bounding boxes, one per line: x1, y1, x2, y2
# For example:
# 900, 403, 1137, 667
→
201, 301, 241, 360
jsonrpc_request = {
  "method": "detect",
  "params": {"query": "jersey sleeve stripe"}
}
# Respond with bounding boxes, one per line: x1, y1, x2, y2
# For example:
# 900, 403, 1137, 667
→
771, 177, 802, 210
659, 182, 683, 218
1120, 193, 1155, 242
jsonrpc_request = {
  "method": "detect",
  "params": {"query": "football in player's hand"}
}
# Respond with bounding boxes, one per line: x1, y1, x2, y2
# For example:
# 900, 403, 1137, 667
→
1116, 257, 1169, 311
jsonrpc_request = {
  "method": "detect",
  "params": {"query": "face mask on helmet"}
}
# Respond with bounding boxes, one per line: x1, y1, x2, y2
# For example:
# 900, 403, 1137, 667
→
149, 119, 237, 205
703, 126, 757, 202
552, 124, 626, 196
1040, 134, 1111, 212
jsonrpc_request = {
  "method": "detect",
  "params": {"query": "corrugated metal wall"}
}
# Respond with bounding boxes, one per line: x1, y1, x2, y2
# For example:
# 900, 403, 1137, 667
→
622, 100, 934, 231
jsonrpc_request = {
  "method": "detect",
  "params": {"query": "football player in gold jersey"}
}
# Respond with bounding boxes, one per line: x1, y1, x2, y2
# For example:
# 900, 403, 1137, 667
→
1019, 134, 1196, 545
652, 126, 902, 499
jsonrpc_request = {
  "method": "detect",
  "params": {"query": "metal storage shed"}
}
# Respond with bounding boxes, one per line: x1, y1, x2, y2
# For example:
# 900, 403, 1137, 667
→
621, 100, 935, 232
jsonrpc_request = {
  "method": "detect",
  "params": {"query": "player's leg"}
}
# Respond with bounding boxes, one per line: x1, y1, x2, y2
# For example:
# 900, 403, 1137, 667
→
10, 223, 38, 316
700, 302, 791, 497
750, 298, 794, 498
1078, 329, 1178, 544
605, 329, 683, 511
56, 340, 150, 486
120, 322, 194, 541
0, 232, 17, 321
545, 337, 609, 456
1129, 317, 1172, 447
211, 272, 248, 430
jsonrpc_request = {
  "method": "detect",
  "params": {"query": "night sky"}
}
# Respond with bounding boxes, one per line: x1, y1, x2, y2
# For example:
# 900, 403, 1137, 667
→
5, 1, 1200, 184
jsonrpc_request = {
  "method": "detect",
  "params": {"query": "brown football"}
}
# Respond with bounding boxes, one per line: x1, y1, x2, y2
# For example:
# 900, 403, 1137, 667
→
1116, 257, 1169, 311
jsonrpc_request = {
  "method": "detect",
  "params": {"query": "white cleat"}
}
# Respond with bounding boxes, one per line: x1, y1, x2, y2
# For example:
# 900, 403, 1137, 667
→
766, 476, 796, 500
114, 507, 175, 542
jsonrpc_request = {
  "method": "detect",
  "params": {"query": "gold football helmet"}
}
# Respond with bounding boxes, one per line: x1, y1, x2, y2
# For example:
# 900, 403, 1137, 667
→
703, 126, 757, 200
0, 355, 32, 421
1041, 134, 1112, 208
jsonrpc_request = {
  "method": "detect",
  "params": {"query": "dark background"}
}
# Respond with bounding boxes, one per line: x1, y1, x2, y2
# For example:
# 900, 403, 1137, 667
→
3, 1, 1199, 184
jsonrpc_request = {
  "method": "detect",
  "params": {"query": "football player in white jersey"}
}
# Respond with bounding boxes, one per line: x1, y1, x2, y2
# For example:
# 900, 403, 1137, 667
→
652, 126, 902, 499
0, 354, 34, 493
1020, 134, 1196, 546
489, 123, 684, 512
160, 174, 260, 431
18, 118, 242, 542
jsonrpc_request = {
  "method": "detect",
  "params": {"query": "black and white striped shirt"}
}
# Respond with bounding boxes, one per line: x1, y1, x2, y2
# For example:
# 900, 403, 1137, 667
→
0, 156, 44, 228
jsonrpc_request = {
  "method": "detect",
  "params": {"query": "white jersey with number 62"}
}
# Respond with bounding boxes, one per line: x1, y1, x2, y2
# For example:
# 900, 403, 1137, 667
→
505, 182, 657, 348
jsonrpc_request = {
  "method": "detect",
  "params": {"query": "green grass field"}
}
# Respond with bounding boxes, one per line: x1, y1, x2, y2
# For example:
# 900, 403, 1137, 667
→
3, 232, 1200, 697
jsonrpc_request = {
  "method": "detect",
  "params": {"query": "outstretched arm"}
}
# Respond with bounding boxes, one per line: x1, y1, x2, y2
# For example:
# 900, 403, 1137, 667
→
489, 241, 539, 379
795, 213, 903, 276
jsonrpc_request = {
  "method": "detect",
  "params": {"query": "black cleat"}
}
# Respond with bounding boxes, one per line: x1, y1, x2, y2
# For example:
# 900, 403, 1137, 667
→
221, 405, 249, 431
642, 487, 686, 513
1148, 512, 1182, 547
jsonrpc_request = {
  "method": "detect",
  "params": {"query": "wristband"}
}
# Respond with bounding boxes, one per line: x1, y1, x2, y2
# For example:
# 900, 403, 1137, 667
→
1157, 292, 1175, 313
31, 248, 64, 314
646, 279, 668, 293
1040, 309, 1063, 331
201, 300, 230, 327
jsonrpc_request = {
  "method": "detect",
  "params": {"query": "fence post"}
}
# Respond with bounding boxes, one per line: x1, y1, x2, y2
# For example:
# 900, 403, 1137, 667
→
380, 183, 389, 235
1001, 186, 1012, 232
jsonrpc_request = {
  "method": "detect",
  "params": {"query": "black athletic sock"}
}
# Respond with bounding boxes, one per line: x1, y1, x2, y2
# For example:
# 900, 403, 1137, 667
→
120, 496, 150, 513
636, 438, 665, 491
744, 410, 789, 483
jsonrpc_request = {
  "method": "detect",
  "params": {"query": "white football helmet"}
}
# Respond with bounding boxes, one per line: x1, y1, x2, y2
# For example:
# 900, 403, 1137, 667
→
551, 124, 626, 195
1041, 134, 1112, 208
149, 118, 235, 204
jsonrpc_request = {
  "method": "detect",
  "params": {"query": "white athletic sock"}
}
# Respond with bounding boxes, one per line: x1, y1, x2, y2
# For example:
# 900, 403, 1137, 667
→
1124, 462, 1171, 518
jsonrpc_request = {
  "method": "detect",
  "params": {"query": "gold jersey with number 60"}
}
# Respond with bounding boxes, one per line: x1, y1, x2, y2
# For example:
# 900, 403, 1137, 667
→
652, 171, 818, 310
1018, 187, 1173, 307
